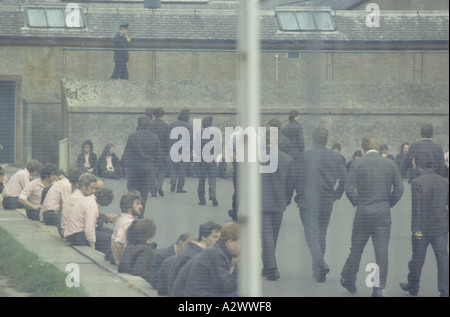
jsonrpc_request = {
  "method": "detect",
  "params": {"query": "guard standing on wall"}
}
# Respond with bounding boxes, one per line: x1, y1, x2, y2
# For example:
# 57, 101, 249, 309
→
111, 24, 131, 80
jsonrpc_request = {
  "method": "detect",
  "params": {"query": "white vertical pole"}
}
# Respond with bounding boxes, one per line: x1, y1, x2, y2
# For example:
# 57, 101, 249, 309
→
238, 0, 261, 297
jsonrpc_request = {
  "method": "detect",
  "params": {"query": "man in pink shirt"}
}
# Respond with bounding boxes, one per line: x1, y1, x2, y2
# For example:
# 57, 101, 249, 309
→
2, 160, 42, 210
61, 173, 115, 253
40, 167, 83, 225
110, 192, 142, 265
19, 163, 58, 220
61, 173, 99, 249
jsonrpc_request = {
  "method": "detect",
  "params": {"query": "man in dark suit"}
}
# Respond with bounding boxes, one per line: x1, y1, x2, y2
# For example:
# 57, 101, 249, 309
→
341, 134, 404, 297
111, 24, 131, 80
168, 109, 192, 193
296, 127, 347, 283
122, 116, 160, 216
261, 120, 296, 280
281, 110, 305, 160
400, 151, 449, 297
401, 123, 447, 182
148, 107, 169, 197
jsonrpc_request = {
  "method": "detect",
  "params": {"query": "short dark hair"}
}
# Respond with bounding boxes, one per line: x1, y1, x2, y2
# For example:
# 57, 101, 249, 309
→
67, 167, 83, 184
153, 107, 165, 118
127, 218, 156, 245
177, 109, 190, 122
198, 221, 222, 242
353, 150, 363, 158
120, 192, 141, 213
288, 110, 299, 120
420, 123, 433, 138
331, 143, 341, 151
202, 116, 213, 128
145, 107, 154, 118
312, 127, 328, 146
379, 144, 388, 152
137, 116, 151, 130
26, 160, 42, 174
95, 187, 114, 207
413, 151, 433, 169
40, 163, 57, 179
77, 173, 97, 190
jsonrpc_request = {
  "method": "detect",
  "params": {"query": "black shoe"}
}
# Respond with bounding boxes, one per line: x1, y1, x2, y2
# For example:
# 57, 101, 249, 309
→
199, 200, 206, 205
316, 262, 330, 283
228, 210, 238, 221
177, 189, 187, 193
170, 184, 176, 192
158, 188, 164, 197
372, 287, 383, 297
151, 193, 157, 197
340, 278, 357, 294
212, 199, 218, 207
399, 282, 418, 296
265, 268, 280, 281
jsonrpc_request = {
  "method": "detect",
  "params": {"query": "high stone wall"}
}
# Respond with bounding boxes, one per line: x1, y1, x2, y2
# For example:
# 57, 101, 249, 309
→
63, 79, 449, 168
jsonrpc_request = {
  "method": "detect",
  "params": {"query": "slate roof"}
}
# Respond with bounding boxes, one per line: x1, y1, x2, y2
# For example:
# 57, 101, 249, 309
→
0, 5, 448, 46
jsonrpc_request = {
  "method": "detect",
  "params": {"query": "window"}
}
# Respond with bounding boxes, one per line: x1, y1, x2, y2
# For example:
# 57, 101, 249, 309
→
276, 9, 336, 32
25, 7, 85, 28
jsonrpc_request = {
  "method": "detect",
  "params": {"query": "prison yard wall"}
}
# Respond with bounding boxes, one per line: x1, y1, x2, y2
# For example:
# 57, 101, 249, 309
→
63, 79, 449, 169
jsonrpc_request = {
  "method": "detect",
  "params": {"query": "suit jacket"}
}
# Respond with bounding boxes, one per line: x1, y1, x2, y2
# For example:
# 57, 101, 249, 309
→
170, 240, 237, 297
345, 150, 404, 214
411, 168, 449, 237
261, 149, 295, 213
401, 138, 447, 181
122, 128, 160, 170
118, 244, 155, 284
297, 145, 347, 205
149, 244, 176, 288
112, 32, 129, 63
281, 120, 305, 159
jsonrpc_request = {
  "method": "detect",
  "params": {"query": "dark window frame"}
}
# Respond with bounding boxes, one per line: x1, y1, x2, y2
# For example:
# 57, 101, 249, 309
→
276, 9, 337, 32
25, 7, 86, 29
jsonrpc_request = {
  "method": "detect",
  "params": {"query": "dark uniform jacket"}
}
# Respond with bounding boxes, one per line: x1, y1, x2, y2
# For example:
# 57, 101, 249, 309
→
118, 244, 155, 284
149, 118, 170, 157
401, 138, 447, 181
345, 150, 404, 213
281, 120, 305, 159
123, 128, 160, 171
411, 168, 449, 237
113, 32, 129, 63
261, 150, 295, 213
296, 145, 347, 206
170, 240, 237, 297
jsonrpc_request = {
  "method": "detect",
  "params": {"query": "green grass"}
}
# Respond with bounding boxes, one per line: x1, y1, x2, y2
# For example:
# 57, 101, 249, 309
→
0, 227, 88, 297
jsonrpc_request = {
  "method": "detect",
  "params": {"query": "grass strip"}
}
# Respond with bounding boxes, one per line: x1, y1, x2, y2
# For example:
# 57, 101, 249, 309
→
0, 227, 88, 297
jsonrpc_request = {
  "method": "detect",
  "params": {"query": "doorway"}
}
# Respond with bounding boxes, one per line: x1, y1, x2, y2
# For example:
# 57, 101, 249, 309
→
0, 81, 15, 163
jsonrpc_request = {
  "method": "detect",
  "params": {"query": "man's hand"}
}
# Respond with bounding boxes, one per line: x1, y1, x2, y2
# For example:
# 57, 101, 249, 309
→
414, 231, 423, 240
105, 213, 117, 223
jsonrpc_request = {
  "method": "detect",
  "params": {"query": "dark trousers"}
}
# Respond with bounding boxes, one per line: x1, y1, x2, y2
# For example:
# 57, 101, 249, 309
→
26, 208, 40, 221
261, 211, 284, 271
341, 211, 391, 288
2, 196, 21, 210
197, 161, 217, 202
111, 62, 128, 79
230, 162, 239, 215
157, 157, 169, 189
407, 232, 449, 293
99, 169, 121, 180
42, 210, 60, 226
170, 161, 188, 191
65, 228, 112, 254
299, 197, 334, 274
127, 166, 156, 215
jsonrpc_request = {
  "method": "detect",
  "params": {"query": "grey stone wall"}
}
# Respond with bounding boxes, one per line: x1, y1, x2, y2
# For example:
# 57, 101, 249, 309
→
63, 79, 449, 168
